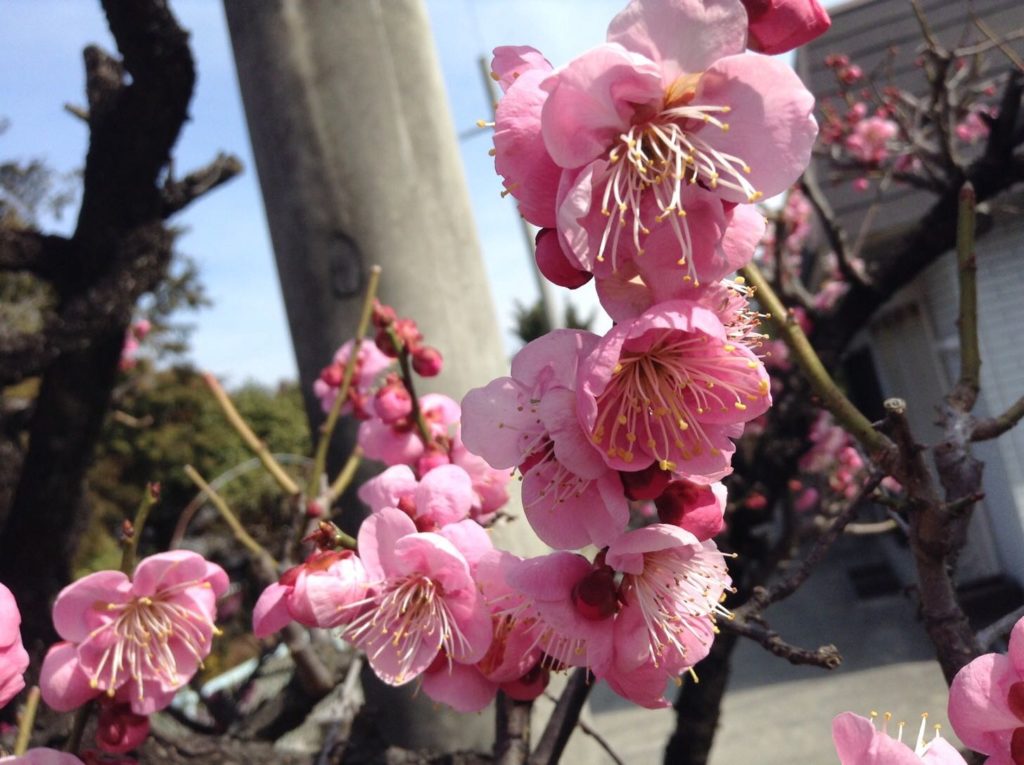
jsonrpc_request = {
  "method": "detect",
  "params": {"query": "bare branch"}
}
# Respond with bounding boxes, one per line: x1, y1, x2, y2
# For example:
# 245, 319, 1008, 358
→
529, 669, 593, 765
161, 153, 244, 217
799, 173, 866, 287
495, 694, 532, 765
720, 616, 842, 668
0, 229, 70, 277
977, 605, 1024, 649
972, 395, 1024, 441
952, 183, 980, 407
972, 17, 1024, 72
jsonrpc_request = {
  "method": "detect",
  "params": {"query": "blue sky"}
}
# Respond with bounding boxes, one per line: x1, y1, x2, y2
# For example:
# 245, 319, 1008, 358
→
1, 0, 643, 385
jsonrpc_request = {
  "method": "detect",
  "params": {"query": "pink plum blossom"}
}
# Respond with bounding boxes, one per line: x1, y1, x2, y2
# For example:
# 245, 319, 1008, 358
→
0, 751, 86, 765
253, 549, 367, 636
605, 524, 730, 676
956, 110, 992, 145
948, 614, 1024, 764
492, 0, 816, 288
741, 0, 831, 55
577, 300, 770, 480
313, 339, 392, 416
462, 329, 629, 549
342, 508, 492, 686
358, 393, 460, 468
0, 583, 29, 709
845, 115, 899, 164
833, 711, 968, 764
495, 551, 616, 677
358, 463, 474, 530
40, 551, 228, 715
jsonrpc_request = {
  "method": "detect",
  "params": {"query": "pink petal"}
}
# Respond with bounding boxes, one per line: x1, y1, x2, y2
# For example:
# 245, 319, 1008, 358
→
692, 53, 817, 203
510, 328, 600, 391
39, 642, 97, 713
356, 507, 417, 581
421, 660, 497, 713
1009, 614, 1024, 676
535, 228, 593, 289
131, 550, 223, 598
0, 585, 20, 646
491, 45, 553, 93
494, 68, 561, 228
539, 387, 608, 479
392, 533, 473, 594
522, 465, 628, 550
606, 524, 700, 575
606, 0, 748, 82
743, 0, 831, 55
357, 416, 423, 467
948, 653, 1022, 755
416, 464, 474, 526
438, 519, 494, 572
358, 464, 417, 513
252, 583, 294, 638
461, 377, 538, 470
540, 44, 663, 169
51, 570, 131, 643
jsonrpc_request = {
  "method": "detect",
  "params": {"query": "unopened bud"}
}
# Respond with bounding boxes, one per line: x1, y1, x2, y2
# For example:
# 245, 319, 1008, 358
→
374, 375, 413, 423
412, 346, 443, 377
371, 299, 397, 329
319, 362, 344, 387
620, 463, 671, 501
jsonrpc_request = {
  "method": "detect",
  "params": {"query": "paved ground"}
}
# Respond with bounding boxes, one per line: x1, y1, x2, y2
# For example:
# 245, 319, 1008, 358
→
588, 535, 964, 764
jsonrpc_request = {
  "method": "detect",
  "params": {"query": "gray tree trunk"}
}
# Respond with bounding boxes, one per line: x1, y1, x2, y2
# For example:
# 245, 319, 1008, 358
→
223, 0, 538, 753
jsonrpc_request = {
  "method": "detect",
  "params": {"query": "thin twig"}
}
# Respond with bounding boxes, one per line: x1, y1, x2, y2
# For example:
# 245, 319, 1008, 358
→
741, 262, 896, 465
308, 265, 382, 499
799, 174, 864, 287
120, 482, 160, 575
541, 691, 625, 765
972, 17, 1024, 72
183, 464, 278, 570
720, 617, 842, 668
13, 686, 40, 755
495, 693, 533, 765
202, 373, 301, 497
953, 183, 980, 406
972, 395, 1024, 441
327, 445, 364, 506
977, 605, 1024, 649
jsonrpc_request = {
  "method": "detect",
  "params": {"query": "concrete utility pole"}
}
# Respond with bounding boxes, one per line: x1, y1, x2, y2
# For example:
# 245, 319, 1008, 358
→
223, 0, 530, 753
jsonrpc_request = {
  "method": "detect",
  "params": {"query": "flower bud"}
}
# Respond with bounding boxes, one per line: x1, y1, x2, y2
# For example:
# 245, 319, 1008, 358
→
374, 375, 413, 423
412, 346, 443, 377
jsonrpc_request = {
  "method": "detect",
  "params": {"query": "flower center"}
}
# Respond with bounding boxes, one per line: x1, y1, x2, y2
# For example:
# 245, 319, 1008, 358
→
87, 589, 213, 700
623, 544, 731, 665
346, 575, 467, 685
591, 329, 769, 469
596, 96, 761, 277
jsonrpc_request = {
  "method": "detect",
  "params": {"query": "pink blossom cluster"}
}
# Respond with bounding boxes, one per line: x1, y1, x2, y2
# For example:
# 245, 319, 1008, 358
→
832, 710, 967, 764
438, 0, 827, 708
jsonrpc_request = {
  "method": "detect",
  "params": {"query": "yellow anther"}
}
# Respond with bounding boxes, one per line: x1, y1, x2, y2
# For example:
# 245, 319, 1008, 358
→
659, 459, 677, 471
724, 344, 736, 352
617, 415, 628, 425
720, 123, 730, 132
735, 402, 748, 411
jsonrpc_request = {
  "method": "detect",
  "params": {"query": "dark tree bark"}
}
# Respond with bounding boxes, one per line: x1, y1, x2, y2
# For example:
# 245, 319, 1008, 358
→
0, 0, 240, 653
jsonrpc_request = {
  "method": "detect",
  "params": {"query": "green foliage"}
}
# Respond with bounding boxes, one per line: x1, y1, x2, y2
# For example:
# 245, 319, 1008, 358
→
80, 367, 310, 576
513, 297, 596, 344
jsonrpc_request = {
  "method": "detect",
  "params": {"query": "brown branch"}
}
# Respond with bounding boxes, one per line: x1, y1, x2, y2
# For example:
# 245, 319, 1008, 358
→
495, 694, 532, 765
811, 71, 1024, 363
972, 395, 1024, 441
528, 669, 592, 765
798, 174, 864, 287
952, 184, 980, 408
0, 229, 70, 278
720, 616, 842, 668
161, 153, 244, 217
972, 17, 1024, 72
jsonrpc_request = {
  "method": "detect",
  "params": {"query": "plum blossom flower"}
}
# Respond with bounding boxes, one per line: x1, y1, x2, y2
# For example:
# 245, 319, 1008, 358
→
358, 463, 474, 530
450, 428, 511, 524
493, 0, 817, 286
948, 614, 1024, 764
605, 524, 730, 674
252, 549, 367, 636
343, 508, 492, 686
313, 339, 392, 416
833, 711, 967, 764
577, 300, 770, 480
462, 329, 628, 549
40, 551, 228, 715
0, 583, 29, 709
